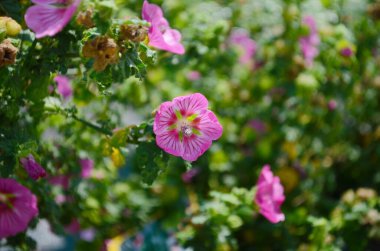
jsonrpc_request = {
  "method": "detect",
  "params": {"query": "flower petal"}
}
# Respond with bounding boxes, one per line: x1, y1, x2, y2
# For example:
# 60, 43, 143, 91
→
172, 93, 208, 115
155, 130, 183, 158
148, 27, 185, 54
142, 0, 185, 54
31, 0, 66, 4
54, 75, 73, 99
25, 0, 80, 39
153, 101, 176, 135
181, 135, 212, 162
142, 0, 164, 23
0, 179, 38, 238
20, 154, 46, 180
197, 110, 223, 141
255, 165, 285, 224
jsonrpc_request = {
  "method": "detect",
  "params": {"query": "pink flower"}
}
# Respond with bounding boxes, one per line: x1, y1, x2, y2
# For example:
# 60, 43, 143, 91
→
229, 28, 257, 65
186, 71, 201, 81
0, 178, 38, 238
340, 47, 353, 57
54, 194, 66, 204
249, 119, 267, 134
79, 158, 93, 178
20, 154, 46, 180
154, 93, 223, 162
49, 175, 70, 189
255, 165, 285, 223
65, 219, 80, 234
25, 0, 81, 39
328, 99, 337, 111
181, 168, 200, 183
299, 16, 320, 67
80, 228, 96, 241
142, 0, 185, 54
54, 75, 73, 99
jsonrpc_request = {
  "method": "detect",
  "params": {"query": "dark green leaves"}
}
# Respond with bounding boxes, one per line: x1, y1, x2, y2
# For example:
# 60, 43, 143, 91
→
0, 0, 22, 22
134, 141, 168, 185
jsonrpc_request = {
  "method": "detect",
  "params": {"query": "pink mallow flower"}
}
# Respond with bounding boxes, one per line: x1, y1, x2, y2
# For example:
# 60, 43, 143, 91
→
79, 158, 93, 178
299, 16, 320, 67
25, 0, 81, 39
153, 93, 223, 162
54, 75, 73, 99
20, 154, 46, 180
255, 165, 285, 223
229, 28, 257, 65
142, 0, 185, 54
0, 178, 38, 238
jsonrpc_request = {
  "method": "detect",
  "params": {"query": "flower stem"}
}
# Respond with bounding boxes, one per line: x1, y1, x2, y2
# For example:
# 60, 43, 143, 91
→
72, 115, 112, 136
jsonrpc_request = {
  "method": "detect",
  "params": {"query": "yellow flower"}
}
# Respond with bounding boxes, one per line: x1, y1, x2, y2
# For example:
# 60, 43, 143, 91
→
111, 147, 125, 168
277, 167, 299, 192
282, 141, 298, 160
106, 234, 126, 251
0, 17, 22, 36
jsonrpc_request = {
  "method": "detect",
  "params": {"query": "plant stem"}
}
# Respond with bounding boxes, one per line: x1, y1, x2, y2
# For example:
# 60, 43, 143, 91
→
72, 115, 113, 136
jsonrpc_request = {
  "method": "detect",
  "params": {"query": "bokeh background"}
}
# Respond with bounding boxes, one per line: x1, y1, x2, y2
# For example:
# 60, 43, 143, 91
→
1, 0, 380, 250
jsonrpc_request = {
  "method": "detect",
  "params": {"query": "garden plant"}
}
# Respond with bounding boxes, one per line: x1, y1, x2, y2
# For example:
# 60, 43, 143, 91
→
1, 0, 380, 250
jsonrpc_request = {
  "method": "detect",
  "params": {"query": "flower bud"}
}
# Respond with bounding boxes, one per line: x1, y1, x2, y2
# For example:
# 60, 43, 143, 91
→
0, 17, 22, 36
76, 9, 95, 28
120, 24, 148, 42
82, 36, 119, 71
0, 39, 18, 67
368, 3, 380, 20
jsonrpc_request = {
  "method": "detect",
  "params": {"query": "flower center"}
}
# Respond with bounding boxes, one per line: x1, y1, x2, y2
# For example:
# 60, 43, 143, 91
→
0, 193, 7, 203
0, 192, 15, 209
181, 125, 193, 137
169, 110, 201, 142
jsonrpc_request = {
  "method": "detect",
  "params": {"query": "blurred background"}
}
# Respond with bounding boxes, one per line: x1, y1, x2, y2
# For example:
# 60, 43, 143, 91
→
2, 0, 380, 250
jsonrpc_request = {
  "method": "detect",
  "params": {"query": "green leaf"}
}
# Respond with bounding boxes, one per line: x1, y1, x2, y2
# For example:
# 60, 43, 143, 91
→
0, 0, 22, 22
139, 43, 157, 65
134, 142, 167, 185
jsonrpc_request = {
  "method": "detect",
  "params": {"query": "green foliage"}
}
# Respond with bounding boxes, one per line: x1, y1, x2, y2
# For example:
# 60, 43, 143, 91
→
0, 0, 22, 22
1, 0, 380, 250
134, 141, 168, 185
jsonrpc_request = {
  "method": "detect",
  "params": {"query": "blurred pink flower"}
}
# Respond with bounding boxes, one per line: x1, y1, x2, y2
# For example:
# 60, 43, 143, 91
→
154, 93, 223, 162
255, 165, 285, 223
54, 75, 73, 99
100, 239, 111, 251
229, 28, 257, 65
54, 194, 66, 204
65, 219, 80, 234
299, 16, 320, 67
186, 71, 201, 81
142, 0, 185, 54
25, 0, 81, 39
79, 158, 94, 178
49, 175, 70, 189
20, 154, 46, 180
328, 99, 337, 111
80, 228, 96, 241
0, 178, 38, 238
249, 119, 267, 134
181, 168, 200, 183
340, 47, 353, 57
